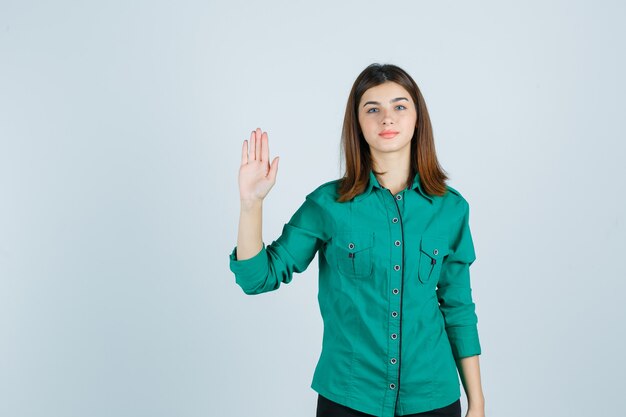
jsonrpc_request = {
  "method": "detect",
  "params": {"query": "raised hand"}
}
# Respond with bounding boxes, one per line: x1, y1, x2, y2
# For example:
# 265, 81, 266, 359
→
239, 127, 280, 203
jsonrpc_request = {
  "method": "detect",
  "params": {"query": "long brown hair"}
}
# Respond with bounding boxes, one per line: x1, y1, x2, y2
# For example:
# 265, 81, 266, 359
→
337, 63, 448, 202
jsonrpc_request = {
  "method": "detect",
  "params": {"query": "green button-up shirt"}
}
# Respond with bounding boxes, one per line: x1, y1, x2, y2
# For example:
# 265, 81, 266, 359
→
229, 169, 481, 416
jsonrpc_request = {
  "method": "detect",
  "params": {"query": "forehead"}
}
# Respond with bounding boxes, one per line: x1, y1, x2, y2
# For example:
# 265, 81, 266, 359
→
360, 81, 413, 103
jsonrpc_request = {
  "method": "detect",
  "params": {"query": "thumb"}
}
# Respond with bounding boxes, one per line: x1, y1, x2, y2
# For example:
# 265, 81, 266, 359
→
268, 156, 279, 182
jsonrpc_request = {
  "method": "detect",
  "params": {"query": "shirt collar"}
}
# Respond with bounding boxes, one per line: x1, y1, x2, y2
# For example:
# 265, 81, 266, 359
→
354, 169, 434, 203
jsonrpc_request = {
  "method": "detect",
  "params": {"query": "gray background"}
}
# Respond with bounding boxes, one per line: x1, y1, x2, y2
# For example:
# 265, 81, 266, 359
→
1, 1, 624, 416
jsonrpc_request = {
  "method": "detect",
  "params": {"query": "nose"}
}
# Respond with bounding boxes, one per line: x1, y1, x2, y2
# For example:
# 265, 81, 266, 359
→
381, 108, 394, 125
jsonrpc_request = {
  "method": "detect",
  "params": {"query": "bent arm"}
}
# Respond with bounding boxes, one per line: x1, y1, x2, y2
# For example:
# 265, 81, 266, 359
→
229, 194, 331, 295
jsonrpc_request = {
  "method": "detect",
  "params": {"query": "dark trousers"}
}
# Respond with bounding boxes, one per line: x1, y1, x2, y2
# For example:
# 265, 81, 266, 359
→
316, 394, 461, 417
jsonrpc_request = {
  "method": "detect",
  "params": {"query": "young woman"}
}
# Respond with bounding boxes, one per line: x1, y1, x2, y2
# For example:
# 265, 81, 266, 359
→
229, 63, 485, 417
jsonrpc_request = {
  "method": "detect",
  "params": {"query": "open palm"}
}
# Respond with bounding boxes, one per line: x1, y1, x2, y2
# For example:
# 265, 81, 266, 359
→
239, 127, 280, 202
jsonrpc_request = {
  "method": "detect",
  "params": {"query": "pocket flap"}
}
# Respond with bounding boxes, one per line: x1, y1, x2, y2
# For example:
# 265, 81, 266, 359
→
419, 235, 448, 260
334, 231, 374, 253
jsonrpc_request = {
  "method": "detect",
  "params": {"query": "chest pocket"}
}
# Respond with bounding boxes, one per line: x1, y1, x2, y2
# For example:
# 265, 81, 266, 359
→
418, 235, 448, 284
332, 231, 375, 279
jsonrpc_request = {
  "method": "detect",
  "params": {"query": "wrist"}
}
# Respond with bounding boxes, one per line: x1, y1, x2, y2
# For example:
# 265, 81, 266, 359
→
240, 198, 263, 210
468, 395, 485, 410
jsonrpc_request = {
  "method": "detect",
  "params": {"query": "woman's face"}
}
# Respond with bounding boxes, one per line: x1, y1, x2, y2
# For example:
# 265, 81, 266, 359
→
357, 81, 417, 162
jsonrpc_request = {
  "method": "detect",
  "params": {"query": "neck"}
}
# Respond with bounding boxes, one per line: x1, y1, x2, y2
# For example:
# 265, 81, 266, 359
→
372, 152, 411, 194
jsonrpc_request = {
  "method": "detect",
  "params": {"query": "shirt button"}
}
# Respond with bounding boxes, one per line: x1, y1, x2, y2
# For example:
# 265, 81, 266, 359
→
348, 242, 355, 249
394, 240, 401, 246
393, 264, 400, 271
392, 288, 399, 294
433, 248, 439, 255
391, 333, 397, 340
396, 194, 402, 200
390, 358, 397, 365
392, 217, 398, 223
390, 383, 396, 389
391, 311, 398, 317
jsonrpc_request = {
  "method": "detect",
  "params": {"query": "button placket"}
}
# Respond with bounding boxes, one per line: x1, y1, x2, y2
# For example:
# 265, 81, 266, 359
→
386, 189, 404, 399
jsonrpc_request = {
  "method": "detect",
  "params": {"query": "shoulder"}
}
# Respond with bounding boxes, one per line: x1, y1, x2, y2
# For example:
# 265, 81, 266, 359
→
438, 184, 471, 215
305, 178, 342, 203
444, 184, 466, 201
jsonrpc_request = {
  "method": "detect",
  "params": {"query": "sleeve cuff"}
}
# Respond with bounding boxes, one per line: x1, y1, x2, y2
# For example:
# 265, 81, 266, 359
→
229, 243, 269, 293
447, 326, 482, 360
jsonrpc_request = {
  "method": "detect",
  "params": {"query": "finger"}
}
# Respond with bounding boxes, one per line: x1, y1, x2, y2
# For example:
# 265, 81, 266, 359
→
268, 156, 279, 181
261, 131, 269, 162
250, 129, 258, 161
247, 130, 255, 162
241, 139, 248, 165
255, 129, 263, 161
254, 127, 262, 161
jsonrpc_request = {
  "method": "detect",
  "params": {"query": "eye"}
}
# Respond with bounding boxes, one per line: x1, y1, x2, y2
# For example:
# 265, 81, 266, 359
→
395, 105, 407, 110
366, 108, 379, 113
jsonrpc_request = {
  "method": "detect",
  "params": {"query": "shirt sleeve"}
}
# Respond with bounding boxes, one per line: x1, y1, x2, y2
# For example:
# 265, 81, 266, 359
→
437, 198, 482, 360
228, 194, 331, 295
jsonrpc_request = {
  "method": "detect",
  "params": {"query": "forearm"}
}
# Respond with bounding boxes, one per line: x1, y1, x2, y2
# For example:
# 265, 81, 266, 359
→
456, 355, 485, 411
236, 199, 264, 260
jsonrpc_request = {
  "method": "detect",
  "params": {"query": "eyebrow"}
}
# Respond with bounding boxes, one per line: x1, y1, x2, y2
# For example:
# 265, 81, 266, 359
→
362, 97, 409, 107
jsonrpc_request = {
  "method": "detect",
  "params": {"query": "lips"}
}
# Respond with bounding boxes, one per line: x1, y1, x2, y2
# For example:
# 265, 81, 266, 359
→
379, 130, 399, 139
